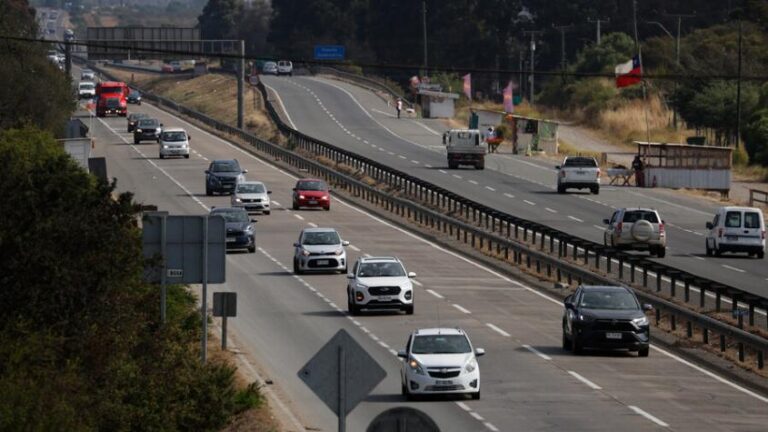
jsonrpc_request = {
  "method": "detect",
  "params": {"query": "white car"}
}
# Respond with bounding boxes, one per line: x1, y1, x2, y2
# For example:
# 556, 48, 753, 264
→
603, 207, 666, 257
706, 206, 765, 258
80, 69, 95, 80
556, 156, 600, 194
231, 181, 271, 215
262, 61, 278, 75
158, 128, 190, 159
346, 256, 415, 315
398, 328, 484, 400
292, 227, 349, 274
277, 60, 293, 76
78, 81, 95, 99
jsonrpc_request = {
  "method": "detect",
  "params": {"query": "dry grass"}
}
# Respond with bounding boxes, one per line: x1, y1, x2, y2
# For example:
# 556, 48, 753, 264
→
733, 165, 768, 183
599, 95, 678, 143
557, 139, 603, 161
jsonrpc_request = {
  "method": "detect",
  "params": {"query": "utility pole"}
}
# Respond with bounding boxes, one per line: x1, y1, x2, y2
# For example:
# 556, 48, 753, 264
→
523, 30, 543, 105
664, 13, 695, 129
587, 18, 609, 44
736, 19, 743, 148
518, 51, 524, 98
553, 24, 574, 73
237, 40, 244, 130
422, 0, 428, 76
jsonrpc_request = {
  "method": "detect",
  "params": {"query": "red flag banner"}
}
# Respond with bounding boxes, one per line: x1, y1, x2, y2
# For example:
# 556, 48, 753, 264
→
462, 73, 472, 100
503, 81, 514, 113
615, 55, 642, 88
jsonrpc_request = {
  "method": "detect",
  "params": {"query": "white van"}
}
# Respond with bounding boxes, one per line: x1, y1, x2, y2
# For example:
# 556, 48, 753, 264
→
705, 206, 765, 258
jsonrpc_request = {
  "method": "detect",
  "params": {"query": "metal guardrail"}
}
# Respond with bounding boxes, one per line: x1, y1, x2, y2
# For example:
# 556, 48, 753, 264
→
749, 189, 768, 207
88, 63, 768, 371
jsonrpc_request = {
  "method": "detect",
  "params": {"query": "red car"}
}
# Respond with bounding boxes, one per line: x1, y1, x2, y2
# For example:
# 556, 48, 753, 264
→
292, 178, 331, 211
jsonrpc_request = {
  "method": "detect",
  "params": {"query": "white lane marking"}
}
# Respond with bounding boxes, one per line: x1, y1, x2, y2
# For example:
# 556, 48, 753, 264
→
307, 222, 318, 228
389, 348, 398, 356
545, 207, 557, 213
453, 174, 463, 179
294, 214, 304, 221
503, 193, 515, 199
262, 83, 297, 129
485, 186, 496, 191
453, 304, 471, 314
398, 155, 407, 159
486, 323, 511, 337
411, 279, 423, 286
438, 169, 447, 174
349, 244, 361, 252
628, 406, 669, 427
722, 264, 746, 273
690, 254, 705, 261
469, 412, 485, 421
411, 160, 419, 164
523, 200, 536, 206
424, 164, 433, 168
388, 151, 395, 155
568, 215, 584, 223
455, 402, 472, 411
378, 341, 390, 349
624, 189, 712, 217
484, 423, 500, 432
593, 225, 606, 231
469, 180, 479, 185
522, 344, 552, 360
426, 289, 444, 299
568, 371, 602, 390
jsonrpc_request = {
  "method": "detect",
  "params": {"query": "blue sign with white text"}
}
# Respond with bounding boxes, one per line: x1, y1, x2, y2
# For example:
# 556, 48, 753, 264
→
314, 45, 345, 60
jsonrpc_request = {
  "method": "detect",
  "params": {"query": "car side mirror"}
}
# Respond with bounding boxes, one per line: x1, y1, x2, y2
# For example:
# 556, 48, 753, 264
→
341, 240, 350, 246
160, 123, 163, 127
293, 242, 300, 247
346, 273, 355, 279
602, 218, 610, 225
187, 135, 191, 140
267, 191, 272, 194
408, 272, 416, 278
292, 188, 297, 191
242, 169, 248, 174
643, 303, 653, 311
250, 218, 258, 223
474, 348, 485, 357
205, 170, 210, 174
397, 350, 408, 358
555, 165, 561, 170
706, 222, 713, 229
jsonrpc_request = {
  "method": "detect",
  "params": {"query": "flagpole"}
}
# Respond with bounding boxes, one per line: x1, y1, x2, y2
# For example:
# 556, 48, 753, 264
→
633, 0, 652, 146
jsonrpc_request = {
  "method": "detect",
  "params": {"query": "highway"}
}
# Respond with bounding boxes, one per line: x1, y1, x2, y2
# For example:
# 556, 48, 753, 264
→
74, 64, 768, 431
260, 75, 768, 297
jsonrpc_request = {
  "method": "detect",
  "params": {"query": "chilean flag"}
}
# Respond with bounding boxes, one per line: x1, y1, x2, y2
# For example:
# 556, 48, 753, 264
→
615, 55, 642, 88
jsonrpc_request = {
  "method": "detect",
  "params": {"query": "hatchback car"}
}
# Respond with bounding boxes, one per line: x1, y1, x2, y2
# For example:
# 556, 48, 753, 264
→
78, 81, 95, 99
231, 181, 271, 215
347, 257, 416, 315
277, 60, 293, 76
562, 285, 651, 357
127, 90, 142, 105
133, 118, 162, 144
292, 179, 331, 211
80, 69, 95, 80
398, 328, 484, 400
603, 208, 666, 257
706, 206, 765, 258
262, 61, 278, 75
292, 228, 349, 274
127, 112, 149, 132
205, 159, 247, 195
158, 128, 190, 159
210, 207, 256, 253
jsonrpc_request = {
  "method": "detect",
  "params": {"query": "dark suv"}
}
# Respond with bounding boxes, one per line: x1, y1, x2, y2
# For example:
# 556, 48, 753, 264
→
562, 285, 652, 357
133, 118, 162, 144
210, 207, 255, 253
205, 159, 247, 195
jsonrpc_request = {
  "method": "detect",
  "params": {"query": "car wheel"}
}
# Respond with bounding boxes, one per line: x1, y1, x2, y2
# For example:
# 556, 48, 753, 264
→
159, 154, 164, 160
557, 185, 565, 194
292, 201, 299, 211
404, 304, 414, 315
264, 210, 271, 215
572, 334, 584, 355
562, 329, 572, 351
471, 391, 481, 400
134, 139, 139, 144
184, 154, 190, 159
638, 346, 650, 357
656, 247, 666, 258
324, 205, 330, 211
714, 246, 722, 257
348, 298, 359, 316
591, 186, 599, 195
758, 250, 765, 259
293, 259, 302, 275
705, 240, 713, 256
248, 244, 256, 253
205, 187, 212, 196
401, 381, 407, 396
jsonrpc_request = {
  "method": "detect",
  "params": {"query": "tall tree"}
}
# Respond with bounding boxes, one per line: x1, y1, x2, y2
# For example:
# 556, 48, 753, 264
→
198, 0, 242, 40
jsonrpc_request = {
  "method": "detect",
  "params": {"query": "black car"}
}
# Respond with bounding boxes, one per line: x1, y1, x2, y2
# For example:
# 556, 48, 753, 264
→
133, 118, 162, 144
205, 159, 247, 196
127, 112, 149, 132
562, 285, 651, 357
210, 207, 256, 253
127, 90, 142, 105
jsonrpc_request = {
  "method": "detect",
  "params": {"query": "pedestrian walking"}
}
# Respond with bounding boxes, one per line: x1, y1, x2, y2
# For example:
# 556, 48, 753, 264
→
632, 154, 645, 187
396, 98, 403, 119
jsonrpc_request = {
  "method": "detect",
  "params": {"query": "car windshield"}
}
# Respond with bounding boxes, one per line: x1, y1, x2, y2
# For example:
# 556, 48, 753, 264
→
138, 119, 158, 127
105, 98, 120, 108
579, 290, 639, 310
100, 87, 122, 95
130, 114, 148, 121
301, 231, 340, 245
622, 210, 659, 223
297, 181, 327, 191
564, 157, 597, 167
129, 91, 140, 97
79, 83, 94, 90
411, 335, 471, 354
161, 132, 186, 142
212, 161, 240, 172
213, 210, 248, 223
237, 183, 266, 194
358, 262, 405, 277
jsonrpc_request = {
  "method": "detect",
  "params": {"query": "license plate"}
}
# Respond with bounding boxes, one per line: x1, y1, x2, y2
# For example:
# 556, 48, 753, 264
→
576, 170, 586, 174
606, 332, 622, 340
435, 380, 453, 385
226, 237, 236, 242
223, 184, 233, 188
377, 296, 392, 301
726, 236, 739, 241
316, 259, 329, 265
308, 200, 318, 205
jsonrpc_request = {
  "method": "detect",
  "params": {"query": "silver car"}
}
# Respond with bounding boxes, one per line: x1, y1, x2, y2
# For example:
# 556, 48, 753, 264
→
603, 208, 667, 257
293, 228, 349, 274
231, 181, 271, 215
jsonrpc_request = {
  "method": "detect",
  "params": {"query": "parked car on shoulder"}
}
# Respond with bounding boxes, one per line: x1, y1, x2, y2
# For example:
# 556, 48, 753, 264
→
210, 207, 256, 253
562, 285, 652, 357
346, 256, 416, 315
127, 90, 142, 105
205, 159, 247, 195
706, 206, 765, 258
158, 128, 190, 159
556, 156, 600, 194
133, 118, 162, 144
127, 112, 149, 132
398, 328, 484, 400
292, 178, 331, 211
277, 60, 293, 76
292, 227, 348, 274
231, 181, 271, 214
603, 207, 666, 257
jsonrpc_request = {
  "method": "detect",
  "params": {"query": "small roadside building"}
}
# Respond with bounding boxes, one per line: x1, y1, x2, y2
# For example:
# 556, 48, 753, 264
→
635, 142, 732, 195
418, 89, 459, 118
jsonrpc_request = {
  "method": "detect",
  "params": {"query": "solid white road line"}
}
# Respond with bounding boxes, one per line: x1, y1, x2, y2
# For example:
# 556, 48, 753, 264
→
568, 371, 602, 390
486, 323, 511, 337
628, 406, 669, 427
523, 344, 552, 360
411, 279, 423, 286
426, 289, 444, 299
262, 83, 298, 129
349, 244, 361, 252
722, 264, 746, 273
452, 304, 471, 314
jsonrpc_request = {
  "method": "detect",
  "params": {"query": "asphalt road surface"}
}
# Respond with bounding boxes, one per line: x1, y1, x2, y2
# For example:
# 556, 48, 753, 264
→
77, 65, 768, 431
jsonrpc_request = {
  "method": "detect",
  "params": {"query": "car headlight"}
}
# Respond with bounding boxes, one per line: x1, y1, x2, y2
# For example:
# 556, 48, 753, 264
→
355, 283, 368, 290
577, 313, 594, 322
465, 358, 477, 373
155, 127, 162, 133
245, 225, 254, 233
234, 198, 242, 203
320, 195, 329, 200
408, 358, 425, 375
301, 249, 310, 257
632, 316, 649, 327
299, 195, 305, 199
163, 145, 170, 149
334, 247, 344, 256
136, 129, 142, 133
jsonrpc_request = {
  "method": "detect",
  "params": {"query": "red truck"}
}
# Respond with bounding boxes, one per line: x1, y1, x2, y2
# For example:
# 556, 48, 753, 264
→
95, 81, 129, 117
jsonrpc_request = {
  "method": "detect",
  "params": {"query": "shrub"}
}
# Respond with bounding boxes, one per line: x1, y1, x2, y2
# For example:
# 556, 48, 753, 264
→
732, 145, 750, 166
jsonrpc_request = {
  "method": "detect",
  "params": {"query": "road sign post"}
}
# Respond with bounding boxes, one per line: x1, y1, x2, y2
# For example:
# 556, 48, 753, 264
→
213, 292, 237, 350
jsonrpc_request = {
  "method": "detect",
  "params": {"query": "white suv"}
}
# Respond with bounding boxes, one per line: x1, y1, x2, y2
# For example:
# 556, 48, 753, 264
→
293, 228, 349, 274
398, 328, 485, 400
346, 256, 416, 315
603, 208, 666, 257
277, 60, 293, 76
158, 128, 190, 159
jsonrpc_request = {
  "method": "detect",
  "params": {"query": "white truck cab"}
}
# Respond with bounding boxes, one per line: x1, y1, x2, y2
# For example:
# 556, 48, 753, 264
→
442, 129, 487, 170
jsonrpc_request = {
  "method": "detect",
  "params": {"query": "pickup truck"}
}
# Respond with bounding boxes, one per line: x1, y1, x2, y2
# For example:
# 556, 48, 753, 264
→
442, 129, 487, 170
556, 156, 600, 194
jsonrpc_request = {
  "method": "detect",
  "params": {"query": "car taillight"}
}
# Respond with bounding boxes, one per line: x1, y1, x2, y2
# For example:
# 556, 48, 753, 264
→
659, 222, 665, 233
596, 168, 601, 178
762, 230, 765, 240
718, 228, 723, 238
559, 170, 566, 178
616, 222, 622, 234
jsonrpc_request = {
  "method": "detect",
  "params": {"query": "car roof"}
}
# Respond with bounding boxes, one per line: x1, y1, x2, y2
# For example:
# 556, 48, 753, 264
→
301, 227, 338, 234
718, 206, 763, 213
212, 159, 238, 163
412, 328, 466, 336
358, 256, 399, 263
297, 178, 323, 182
238, 180, 265, 186
162, 127, 185, 133
138, 118, 159, 123
210, 207, 246, 214
618, 207, 658, 212
579, 285, 633, 294
264, 61, 277, 65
